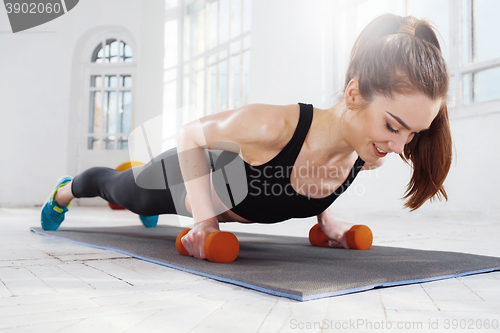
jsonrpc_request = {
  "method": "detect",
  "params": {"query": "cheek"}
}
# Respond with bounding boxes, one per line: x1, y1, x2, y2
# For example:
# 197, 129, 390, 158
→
406, 133, 415, 144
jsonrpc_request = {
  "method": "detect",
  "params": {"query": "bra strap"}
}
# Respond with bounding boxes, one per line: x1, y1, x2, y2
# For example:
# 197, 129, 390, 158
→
281, 103, 313, 165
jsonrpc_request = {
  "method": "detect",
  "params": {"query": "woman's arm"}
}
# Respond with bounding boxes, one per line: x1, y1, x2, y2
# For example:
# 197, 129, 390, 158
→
316, 207, 352, 249
177, 104, 294, 259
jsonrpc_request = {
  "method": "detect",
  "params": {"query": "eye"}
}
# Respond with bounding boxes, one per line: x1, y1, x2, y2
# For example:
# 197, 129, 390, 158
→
385, 122, 399, 134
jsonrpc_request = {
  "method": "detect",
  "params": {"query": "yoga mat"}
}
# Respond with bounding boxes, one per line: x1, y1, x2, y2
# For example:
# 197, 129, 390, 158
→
31, 225, 500, 301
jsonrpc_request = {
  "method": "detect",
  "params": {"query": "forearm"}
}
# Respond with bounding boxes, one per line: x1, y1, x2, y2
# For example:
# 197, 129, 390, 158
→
177, 124, 218, 226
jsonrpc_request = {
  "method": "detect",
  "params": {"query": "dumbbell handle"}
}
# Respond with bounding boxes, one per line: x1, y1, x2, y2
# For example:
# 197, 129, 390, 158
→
309, 223, 373, 250
176, 228, 239, 263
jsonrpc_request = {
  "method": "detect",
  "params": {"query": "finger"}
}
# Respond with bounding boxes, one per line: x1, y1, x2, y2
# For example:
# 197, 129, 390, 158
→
328, 240, 343, 248
181, 235, 193, 256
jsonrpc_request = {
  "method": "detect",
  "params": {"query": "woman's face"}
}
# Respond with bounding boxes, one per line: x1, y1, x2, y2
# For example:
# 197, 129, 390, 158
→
351, 92, 442, 163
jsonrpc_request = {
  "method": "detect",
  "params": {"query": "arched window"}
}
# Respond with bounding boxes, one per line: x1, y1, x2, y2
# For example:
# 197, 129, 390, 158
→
88, 38, 134, 150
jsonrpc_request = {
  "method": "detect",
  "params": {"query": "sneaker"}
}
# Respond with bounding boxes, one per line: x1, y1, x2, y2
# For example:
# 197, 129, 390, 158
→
41, 176, 74, 231
139, 215, 159, 228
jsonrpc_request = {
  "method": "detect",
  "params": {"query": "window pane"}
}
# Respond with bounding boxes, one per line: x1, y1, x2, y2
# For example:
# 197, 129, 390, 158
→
90, 75, 102, 88
210, 1, 219, 48
231, 0, 242, 38
244, 35, 250, 50
209, 64, 218, 113
119, 91, 132, 134
120, 75, 132, 88
408, 0, 449, 63
105, 75, 117, 88
243, 50, 250, 105
118, 137, 129, 150
105, 39, 119, 63
219, 59, 228, 111
105, 91, 117, 134
89, 91, 102, 134
462, 0, 472, 63
473, 0, 500, 62
91, 43, 103, 63
230, 40, 241, 55
243, 0, 251, 32
231, 54, 241, 109
468, 66, 500, 103
463, 73, 472, 104
220, 0, 230, 44
120, 41, 133, 62
196, 67, 205, 118
87, 137, 100, 150
104, 136, 115, 150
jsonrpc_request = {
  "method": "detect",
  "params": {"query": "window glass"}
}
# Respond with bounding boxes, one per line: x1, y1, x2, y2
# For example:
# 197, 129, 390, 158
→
220, 0, 230, 44
105, 75, 117, 88
121, 75, 132, 88
243, 50, 250, 105
89, 91, 102, 134
118, 138, 129, 150
88, 137, 100, 150
182, 0, 250, 116
119, 91, 132, 134
231, 53, 241, 109
219, 58, 228, 110
243, 0, 251, 32
90, 75, 102, 88
210, 1, 219, 49
472, 0, 500, 62
464, 67, 500, 103
104, 91, 117, 135
91, 40, 133, 63
231, 0, 242, 38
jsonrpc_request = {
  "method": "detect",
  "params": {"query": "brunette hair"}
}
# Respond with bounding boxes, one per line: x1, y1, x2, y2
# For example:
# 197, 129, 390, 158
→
345, 14, 452, 210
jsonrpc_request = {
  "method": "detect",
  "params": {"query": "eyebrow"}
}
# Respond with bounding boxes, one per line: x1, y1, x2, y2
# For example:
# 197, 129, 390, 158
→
387, 112, 412, 131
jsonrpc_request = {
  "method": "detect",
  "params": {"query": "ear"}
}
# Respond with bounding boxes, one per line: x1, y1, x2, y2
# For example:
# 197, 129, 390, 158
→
344, 79, 363, 110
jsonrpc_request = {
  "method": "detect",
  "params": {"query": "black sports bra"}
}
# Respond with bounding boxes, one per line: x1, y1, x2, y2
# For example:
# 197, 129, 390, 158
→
210, 103, 365, 223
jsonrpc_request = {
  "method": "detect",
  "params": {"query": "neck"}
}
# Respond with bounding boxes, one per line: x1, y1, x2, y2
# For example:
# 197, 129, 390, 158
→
322, 100, 356, 159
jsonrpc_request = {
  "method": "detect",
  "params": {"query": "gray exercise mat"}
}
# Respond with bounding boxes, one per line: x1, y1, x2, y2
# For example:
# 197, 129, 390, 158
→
31, 225, 500, 301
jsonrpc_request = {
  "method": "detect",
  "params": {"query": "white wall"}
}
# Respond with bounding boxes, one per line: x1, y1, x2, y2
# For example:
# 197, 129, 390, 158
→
0, 0, 164, 207
249, 0, 337, 109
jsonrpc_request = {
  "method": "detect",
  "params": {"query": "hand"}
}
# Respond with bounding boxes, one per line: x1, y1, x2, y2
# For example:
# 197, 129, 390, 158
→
318, 216, 354, 249
180, 218, 220, 259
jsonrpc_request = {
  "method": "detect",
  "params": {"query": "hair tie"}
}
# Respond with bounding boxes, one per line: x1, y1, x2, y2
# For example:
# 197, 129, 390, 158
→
397, 25, 415, 36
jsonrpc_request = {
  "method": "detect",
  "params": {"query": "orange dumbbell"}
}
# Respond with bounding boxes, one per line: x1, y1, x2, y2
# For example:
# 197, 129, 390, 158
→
309, 223, 373, 250
175, 228, 240, 263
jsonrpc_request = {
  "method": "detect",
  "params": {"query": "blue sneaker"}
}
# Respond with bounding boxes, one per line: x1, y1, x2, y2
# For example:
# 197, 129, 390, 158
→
41, 176, 74, 231
139, 215, 159, 228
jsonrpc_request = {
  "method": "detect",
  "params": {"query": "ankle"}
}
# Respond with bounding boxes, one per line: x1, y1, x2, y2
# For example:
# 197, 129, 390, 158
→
54, 182, 73, 207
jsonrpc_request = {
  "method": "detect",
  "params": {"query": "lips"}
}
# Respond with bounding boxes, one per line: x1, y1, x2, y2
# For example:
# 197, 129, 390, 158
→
373, 144, 387, 157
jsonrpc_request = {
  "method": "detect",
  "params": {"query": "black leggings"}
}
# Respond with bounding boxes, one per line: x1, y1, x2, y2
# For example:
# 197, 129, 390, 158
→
71, 148, 197, 217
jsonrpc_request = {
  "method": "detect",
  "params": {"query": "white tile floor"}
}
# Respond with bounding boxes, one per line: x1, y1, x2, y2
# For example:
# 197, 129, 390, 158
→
0, 206, 499, 332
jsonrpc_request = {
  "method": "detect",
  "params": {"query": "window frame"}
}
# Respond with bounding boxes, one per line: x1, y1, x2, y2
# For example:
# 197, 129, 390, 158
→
449, 0, 500, 118
85, 38, 136, 151
173, 0, 251, 126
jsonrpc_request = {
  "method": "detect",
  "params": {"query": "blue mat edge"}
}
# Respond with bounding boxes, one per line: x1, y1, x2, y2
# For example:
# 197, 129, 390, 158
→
30, 228, 500, 302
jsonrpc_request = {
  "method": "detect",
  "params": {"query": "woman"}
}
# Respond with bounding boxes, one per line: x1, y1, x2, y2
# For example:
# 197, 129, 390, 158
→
41, 14, 452, 260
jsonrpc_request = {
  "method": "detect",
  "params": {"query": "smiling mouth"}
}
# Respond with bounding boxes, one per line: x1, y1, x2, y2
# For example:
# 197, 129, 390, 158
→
375, 145, 386, 154
373, 144, 388, 157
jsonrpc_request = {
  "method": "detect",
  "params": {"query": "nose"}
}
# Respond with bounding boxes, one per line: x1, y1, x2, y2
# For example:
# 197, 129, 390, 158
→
388, 132, 415, 154
387, 137, 407, 154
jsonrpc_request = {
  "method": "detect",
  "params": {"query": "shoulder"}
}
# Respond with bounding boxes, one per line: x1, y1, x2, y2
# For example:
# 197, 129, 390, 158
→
361, 156, 386, 171
193, 103, 300, 150
223, 103, 300, 146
